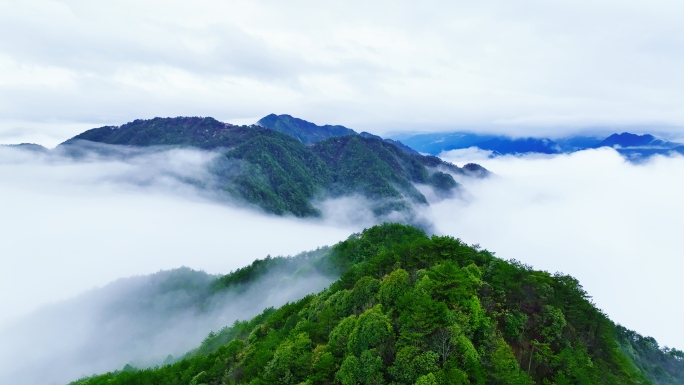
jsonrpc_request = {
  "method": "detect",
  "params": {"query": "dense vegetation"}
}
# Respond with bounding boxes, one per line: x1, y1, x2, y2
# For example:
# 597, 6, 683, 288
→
69, 224, 683, 385
61, 116, 486, 218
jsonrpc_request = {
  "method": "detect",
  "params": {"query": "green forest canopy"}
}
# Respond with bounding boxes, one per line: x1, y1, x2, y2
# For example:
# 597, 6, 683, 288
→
69, 224, 683, 385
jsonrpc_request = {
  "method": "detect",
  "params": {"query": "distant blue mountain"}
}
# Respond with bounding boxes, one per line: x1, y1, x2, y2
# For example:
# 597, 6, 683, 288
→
399, 133, 563, 155
554, 136, 604, 152
399, 131, 684, 160
597, 133, 674, 149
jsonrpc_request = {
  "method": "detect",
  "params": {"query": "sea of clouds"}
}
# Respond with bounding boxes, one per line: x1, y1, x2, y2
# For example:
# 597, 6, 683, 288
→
0, 144, 682, 384
433, 147, 684, 351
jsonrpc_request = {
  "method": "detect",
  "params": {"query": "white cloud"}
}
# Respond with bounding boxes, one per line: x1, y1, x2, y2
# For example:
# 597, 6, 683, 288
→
432, 148, 684, 349
0, 267, 335, 385
0, 146, 358, 325
1, 143, 682, 384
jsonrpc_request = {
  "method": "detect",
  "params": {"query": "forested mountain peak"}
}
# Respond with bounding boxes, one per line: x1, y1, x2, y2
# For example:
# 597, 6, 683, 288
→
68, 223, 684, 385
58, 116, 485, 219
62, 116, 285, 149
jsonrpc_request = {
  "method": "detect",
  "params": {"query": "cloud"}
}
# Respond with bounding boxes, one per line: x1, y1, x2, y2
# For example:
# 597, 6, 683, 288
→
0, 145, 357, 326
1, 142, 683, 384
434, 147, 495, 163
3, 0, 684, 144
431, 147, 684, 349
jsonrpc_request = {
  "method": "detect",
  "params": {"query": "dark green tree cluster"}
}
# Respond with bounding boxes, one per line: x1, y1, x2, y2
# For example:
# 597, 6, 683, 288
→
60, 117, 480, 218
68, 224, 682, 385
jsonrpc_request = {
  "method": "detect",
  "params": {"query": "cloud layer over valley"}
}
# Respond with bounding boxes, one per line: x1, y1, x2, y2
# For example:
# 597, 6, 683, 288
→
433, 148, 684, 350
1, 144, 683, 384
0, 145, 356, 324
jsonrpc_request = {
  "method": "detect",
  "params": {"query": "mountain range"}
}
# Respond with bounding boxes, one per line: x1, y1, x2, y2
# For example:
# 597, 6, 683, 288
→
54, 115, 487, 220
398, 131, 684, 160
65, 224, 684, 385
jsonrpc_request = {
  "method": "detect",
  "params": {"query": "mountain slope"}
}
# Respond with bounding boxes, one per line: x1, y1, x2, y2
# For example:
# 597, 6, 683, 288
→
60, 116, 485, 218
69, 224, 684, 385
597, 133, 670, 148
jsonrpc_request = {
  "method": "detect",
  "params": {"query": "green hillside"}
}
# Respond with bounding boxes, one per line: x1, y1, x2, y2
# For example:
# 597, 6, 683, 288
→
68, 224, 683, 385
61, 117, 485, 218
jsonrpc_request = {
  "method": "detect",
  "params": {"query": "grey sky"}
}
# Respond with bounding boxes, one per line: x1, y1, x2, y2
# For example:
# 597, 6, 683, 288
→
2, 0, 684, 146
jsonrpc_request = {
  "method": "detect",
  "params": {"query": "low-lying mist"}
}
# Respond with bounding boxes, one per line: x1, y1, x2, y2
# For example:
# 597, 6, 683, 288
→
0, 264, 334, 385
0, 145, 357, 323
0, 145, 359, 384
431, 147, 684, 350
1, 143, 682, 384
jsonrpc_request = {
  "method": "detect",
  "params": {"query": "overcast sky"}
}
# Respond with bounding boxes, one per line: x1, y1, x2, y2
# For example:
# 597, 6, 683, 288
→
2, 0, 684, 146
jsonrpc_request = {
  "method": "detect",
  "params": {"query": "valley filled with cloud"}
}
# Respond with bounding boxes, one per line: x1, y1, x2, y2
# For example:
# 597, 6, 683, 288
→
1, 144, 682, 383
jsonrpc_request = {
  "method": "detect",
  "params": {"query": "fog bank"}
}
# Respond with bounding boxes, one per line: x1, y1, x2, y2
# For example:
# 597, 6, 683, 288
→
0, 146, 356, 325
2, 144, 683, 384
0, 265, 334, 385
433, 148, 684, 349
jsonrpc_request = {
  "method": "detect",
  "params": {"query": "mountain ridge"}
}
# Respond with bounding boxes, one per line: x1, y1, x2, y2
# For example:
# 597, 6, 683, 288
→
57, 115, 487, 219
398, 131, 684, 160
257, 114, 419, 155
66, 223, 684, 385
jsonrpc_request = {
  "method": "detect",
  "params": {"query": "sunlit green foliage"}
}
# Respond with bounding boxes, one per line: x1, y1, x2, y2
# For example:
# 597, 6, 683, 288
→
68, 224, 682, 385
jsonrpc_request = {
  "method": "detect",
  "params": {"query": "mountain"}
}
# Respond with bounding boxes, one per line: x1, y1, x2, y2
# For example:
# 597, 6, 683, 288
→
553, 136, 604, 152
1, 143, 49, 152
399, 133, 562, 156
257, 114, 356, 145
597, 133, 669, 148
399, 131, 684, 160
60, 116, 486, 219
593, 133, 684, 161
258, 114, 419, 155
67, 224, 684, 385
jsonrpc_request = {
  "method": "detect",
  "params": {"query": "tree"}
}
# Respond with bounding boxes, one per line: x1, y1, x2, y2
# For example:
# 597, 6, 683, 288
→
430, 327, 455, 364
